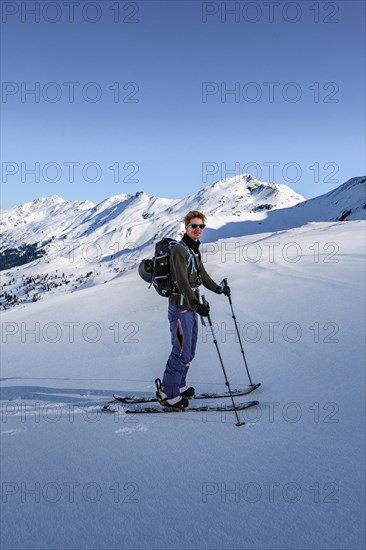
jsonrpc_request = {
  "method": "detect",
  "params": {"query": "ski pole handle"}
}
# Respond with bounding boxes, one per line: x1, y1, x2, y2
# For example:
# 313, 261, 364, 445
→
223, 278, 231, 297
201, 295, 212, 322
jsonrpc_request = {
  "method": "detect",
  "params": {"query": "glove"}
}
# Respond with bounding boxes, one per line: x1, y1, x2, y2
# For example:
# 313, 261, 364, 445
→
217, 279, 229, 296
195, 303, 210, 317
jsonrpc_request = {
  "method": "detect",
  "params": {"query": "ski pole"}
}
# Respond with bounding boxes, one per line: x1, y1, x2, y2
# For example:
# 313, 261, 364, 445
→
223, 278, 255, 386
201, 295, 245, 427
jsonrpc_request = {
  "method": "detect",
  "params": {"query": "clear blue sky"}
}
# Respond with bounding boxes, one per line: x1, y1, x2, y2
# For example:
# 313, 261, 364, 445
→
1, 0, 365, 209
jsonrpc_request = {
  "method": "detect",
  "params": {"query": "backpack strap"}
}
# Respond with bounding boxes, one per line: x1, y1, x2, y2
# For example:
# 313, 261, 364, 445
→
174, 242, 196, 275
170, 242, 201, 297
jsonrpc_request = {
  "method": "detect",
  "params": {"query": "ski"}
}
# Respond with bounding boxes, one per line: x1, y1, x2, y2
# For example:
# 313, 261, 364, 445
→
112, 382, 260, 405
102, 399, 259, 415
123, 400, 259, 414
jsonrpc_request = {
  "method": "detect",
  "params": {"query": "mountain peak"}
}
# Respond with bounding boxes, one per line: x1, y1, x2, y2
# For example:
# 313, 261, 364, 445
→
34, 194, 66, 205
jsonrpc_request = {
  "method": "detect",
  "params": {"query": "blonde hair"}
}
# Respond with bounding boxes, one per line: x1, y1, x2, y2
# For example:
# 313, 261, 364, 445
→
184, 210, 206, 226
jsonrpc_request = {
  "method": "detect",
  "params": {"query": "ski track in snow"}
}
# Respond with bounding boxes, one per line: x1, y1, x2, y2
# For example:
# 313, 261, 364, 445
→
1, 428, 27, 437
115, 424, 149, 436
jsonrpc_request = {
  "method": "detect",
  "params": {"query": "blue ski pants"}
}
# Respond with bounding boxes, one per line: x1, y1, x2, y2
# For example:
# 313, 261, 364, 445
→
162, 305, 198, 398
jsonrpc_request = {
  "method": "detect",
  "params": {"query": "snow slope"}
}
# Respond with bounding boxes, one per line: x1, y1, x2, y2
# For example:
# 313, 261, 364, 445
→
203, 176, 366, 241
1, 220, 365, 550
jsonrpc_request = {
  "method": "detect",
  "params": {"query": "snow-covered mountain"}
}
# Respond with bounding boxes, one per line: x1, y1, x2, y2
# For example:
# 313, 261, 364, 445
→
1, 175, 303, 257
203, 176, 366, 241
0, 195, 95, 247
1, 175, 365, 266
0, 175, 364, 310
293, 175, 366, 221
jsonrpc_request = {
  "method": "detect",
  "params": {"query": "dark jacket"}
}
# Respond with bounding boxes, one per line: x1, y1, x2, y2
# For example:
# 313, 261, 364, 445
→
168, 234, 220, 311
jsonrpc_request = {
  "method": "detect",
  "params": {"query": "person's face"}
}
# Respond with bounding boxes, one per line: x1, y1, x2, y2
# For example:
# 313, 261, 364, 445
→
185, 217, 205, 241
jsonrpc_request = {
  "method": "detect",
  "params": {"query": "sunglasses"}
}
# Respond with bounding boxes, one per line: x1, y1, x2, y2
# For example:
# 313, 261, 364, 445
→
187, 223, 206, 230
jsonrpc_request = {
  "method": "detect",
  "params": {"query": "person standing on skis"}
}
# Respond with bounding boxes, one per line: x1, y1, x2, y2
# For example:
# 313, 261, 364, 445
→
156, 210, 228, 409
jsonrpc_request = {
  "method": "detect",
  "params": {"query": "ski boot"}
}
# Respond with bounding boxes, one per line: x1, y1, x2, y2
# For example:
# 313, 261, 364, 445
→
180, 386, 195, 399
155, 378, 189, 410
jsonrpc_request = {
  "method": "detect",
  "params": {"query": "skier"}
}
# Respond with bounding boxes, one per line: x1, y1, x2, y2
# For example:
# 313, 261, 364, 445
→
156, 210, 228, 409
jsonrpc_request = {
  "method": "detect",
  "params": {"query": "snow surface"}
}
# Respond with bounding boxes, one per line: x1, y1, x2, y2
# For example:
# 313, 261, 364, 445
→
1, 216, 365, 549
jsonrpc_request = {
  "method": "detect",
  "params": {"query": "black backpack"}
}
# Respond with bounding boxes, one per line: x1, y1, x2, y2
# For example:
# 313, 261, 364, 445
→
138, 238, 195, 297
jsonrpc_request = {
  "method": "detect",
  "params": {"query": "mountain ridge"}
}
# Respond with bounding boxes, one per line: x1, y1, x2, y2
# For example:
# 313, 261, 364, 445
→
1, 175, 365, 273
0, 175, 304, 251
